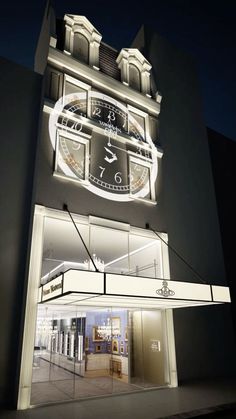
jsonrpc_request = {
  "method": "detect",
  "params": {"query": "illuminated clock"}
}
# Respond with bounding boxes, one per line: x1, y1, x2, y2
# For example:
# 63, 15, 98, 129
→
49, 91, 158, 202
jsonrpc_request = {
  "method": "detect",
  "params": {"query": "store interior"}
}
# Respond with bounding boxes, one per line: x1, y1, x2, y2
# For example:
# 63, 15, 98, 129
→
30, 214, 170, 405
31, 305, 169, 405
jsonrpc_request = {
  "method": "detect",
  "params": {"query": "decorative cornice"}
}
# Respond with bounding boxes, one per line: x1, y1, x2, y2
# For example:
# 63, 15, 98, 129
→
48, 47, 161, 116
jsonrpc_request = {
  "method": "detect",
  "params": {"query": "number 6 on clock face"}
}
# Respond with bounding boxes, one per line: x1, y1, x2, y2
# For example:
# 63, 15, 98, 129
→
114, 172, 122, 184
49, 91, 159, 202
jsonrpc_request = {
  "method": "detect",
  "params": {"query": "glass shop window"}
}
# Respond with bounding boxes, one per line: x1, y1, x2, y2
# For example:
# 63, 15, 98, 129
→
73, 32, 89, 64
129, 63, 141, 92
41, 217, 90, 284
89, 225, 129, 274
41, 215, 163, 283
55, 132, 88, 182
129, 231, 162, 279
128, 110, 146, 142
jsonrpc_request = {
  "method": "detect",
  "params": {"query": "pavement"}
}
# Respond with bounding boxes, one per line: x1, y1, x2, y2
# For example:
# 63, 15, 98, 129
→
1, 377, 236, 419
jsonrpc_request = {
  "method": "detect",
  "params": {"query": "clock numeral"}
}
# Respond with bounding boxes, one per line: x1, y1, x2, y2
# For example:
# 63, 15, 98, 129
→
114, 172, 122, 184
107, 110, 116, 122
72, 141, 81, 151
92, 107, 101, 117
99, 166, 105, 178
71, 121, 83, 132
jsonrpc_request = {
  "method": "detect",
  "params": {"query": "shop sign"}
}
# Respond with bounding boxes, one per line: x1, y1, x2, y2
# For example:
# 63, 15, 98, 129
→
150, 339, 161, 352
42, 276, 63, 301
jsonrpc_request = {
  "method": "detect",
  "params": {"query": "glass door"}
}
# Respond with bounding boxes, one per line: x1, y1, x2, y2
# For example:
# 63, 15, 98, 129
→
31, 305, 170, 406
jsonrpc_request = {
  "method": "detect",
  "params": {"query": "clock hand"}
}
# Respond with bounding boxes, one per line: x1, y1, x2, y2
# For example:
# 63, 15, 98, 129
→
107, 143, 127, 153
104, 147, 118, 164
108, 142, 153, 159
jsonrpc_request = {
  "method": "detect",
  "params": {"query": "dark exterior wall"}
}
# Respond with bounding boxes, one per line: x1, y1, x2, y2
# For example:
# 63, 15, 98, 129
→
174, 304, 236, 381
0, 58, 42, 407
132, 26, 236, 381
132, 26, 226, 286
207, 129, 236, 331
34, 0, 56, 75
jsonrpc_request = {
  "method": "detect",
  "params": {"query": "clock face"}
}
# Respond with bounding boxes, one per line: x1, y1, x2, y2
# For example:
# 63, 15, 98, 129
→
49, 91, 158, 202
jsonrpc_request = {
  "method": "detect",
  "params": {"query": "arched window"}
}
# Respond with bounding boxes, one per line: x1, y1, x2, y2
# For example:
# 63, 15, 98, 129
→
64, 15, 102, 68
73, 32, 89, 64
129, 63, 141, 91
117, 49, 152, 95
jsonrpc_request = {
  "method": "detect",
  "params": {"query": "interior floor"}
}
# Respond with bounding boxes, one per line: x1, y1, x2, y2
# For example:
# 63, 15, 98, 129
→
31, 358, 141, 405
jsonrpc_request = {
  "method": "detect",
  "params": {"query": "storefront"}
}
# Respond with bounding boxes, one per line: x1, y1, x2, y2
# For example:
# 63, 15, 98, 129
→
6, 8, 231, 411
17, 206, 230, 408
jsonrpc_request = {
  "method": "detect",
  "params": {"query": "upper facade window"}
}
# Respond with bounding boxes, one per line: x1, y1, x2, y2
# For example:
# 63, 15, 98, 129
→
116, 48, 152, 96
73, 32, 89, 63
129, 63, 141, 91
64, 15, 102, 69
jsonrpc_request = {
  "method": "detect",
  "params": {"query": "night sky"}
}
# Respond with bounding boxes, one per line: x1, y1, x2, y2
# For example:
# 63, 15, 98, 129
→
0, 0, 235, 140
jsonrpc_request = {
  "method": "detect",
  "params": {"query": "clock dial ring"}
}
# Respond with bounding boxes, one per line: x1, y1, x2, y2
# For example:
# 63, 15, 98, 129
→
49, 91, 158, 202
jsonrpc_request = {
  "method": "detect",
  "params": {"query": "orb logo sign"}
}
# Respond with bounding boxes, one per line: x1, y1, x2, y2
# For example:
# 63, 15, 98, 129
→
156, 280, 175, 297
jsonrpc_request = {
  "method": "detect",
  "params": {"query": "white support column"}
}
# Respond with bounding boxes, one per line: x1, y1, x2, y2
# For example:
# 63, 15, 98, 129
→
47, 334, 51, 351
91, 40, 100, 69
160, 232, 171, 280
64, 333, 68, 355
64, 24, 72, 55
166, 309, 178, 387
70, 30, 75, 56
17, 206, 45, 409
59, 332, 63, 354
70, 333, 75, 358
78, 335, 83, 361
121, 59, 129, 85
142, 71, 151, 96
55, 333, 59, 353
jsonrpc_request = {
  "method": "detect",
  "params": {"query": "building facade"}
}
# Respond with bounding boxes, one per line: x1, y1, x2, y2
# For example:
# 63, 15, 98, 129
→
1, 3, 235, 411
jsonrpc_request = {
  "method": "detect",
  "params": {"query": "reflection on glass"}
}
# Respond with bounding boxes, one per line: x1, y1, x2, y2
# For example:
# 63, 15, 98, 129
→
64, 82, 87, 117
31, 305, 169, 406
41, 218, 90, 284
56, 136, 86, 181
41, 216, 164, 285
129, 233, 162, 279
129, 110, 145, 141
90, 225, 129, 275
130, 161, 151, 199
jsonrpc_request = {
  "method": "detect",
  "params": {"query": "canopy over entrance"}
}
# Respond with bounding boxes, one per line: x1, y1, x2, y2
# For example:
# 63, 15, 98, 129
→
38, 270, 230, 309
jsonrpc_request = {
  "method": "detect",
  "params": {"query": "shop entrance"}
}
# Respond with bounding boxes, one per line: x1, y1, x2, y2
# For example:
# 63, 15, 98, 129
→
31, 304, 169, 405
18, 207, 230, 409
